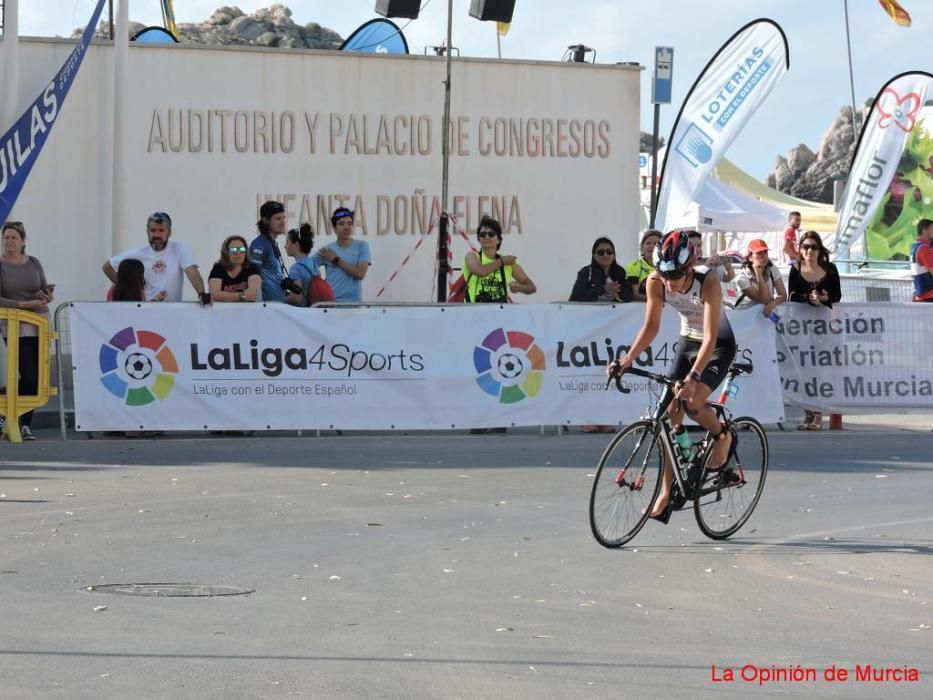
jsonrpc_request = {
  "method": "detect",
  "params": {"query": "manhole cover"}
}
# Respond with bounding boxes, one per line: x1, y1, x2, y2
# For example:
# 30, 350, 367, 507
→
86, 583, 254, 598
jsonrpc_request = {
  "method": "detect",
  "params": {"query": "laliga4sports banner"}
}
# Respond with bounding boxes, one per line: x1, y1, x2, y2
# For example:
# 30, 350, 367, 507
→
69, 303, 783, 432
835, 71, 933, 261
655, 19, 789, 231
0, 0, 108, 222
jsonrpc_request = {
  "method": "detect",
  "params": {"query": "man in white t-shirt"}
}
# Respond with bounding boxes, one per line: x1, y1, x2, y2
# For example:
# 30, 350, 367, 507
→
102, 211, 209, 304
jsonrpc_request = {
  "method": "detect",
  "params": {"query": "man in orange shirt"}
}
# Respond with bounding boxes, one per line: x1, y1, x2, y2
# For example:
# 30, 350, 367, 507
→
781, 211, 801, 263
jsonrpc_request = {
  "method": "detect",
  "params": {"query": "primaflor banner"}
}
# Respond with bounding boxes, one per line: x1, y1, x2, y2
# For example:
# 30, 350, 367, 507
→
70, 303, 782, 432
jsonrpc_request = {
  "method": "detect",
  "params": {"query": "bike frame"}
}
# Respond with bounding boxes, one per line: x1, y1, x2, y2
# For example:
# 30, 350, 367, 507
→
614, 365, 742, 503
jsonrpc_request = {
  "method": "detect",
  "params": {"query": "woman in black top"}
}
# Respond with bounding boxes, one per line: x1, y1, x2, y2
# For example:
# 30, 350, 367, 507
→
208, 235, 262, 302
570, 237, 630, 433
787, 231, 841, 308
787, 231, 841, 431
570, 237, 633, 304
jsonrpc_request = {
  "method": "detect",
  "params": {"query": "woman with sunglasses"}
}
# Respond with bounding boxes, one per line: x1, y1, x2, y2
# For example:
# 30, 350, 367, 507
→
571, 237, 631, 432
570, 237, 632, 304
607, 230, 736, 523
734, 239, 787, 317
787, 231, 841, 430
208, 236, 262, 302
463, 216, 536, 304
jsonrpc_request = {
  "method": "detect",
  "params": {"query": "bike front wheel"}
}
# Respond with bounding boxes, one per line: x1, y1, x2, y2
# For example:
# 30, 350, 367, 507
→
694, 416, 768, 540
589, 420, 664, 548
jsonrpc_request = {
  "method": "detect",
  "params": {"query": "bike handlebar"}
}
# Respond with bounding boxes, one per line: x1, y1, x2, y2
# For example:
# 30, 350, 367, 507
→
605, 360, 754, 393
604, 364, 674, 394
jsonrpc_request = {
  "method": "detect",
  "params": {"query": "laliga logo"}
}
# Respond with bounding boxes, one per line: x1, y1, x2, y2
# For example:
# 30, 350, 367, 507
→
473, 328, 545, 404
99, 327, 178, 406
876, 88, 921, 132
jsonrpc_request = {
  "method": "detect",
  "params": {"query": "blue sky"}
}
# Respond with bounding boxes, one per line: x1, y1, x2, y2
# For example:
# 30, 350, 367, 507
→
18, 1, 933, 179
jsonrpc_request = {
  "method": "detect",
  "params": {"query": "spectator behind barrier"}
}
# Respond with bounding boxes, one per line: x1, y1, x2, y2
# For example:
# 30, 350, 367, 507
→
463, 215, 536, 304
284, 223, 317, 307
108, 259, 148, 301
689, 231, 735, 283
570, 236, 629, 433
625, 229, 661, 302
782, 211, 802, 263
250, 200, 288, 303
569, 237, 632, 304
0, 221, 54, 440
787, 230, 841, 432
209, 235, 261, 303
734, 239, 787, 318
103, 211, 209, 305
911, 218, 933, 302
311, 208, 372, 303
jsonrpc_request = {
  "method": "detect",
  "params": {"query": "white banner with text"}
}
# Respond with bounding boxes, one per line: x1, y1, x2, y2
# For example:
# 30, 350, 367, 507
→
70, 303, 783, 431
776, 302, 933, 413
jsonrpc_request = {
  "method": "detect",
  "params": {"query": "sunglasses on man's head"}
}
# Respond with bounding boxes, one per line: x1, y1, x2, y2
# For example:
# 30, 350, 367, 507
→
594, 248, 614, 256
228, 246, 247, 254
800, 244, 819, 251
478, 230, 498, 238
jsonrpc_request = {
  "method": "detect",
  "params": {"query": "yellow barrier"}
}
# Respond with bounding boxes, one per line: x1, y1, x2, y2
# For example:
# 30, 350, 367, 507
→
0, 310, 58, 443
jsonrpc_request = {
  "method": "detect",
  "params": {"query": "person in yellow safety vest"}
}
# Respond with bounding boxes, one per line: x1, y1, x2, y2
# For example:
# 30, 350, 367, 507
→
463, 216, 536, 303
625, 229, 662, 302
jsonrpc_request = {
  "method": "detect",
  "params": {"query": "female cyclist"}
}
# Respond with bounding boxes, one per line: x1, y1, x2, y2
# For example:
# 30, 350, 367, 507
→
607, 230, 736, 523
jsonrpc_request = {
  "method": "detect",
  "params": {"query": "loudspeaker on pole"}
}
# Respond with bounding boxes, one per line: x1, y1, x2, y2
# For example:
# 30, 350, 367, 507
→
375, 0, 422, 20
469, 0, 516, 23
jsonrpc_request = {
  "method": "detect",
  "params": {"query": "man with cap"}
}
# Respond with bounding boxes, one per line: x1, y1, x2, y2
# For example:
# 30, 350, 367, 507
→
103, 211, 209, 304
311, 207, 372, 302
250, 200, 289, 303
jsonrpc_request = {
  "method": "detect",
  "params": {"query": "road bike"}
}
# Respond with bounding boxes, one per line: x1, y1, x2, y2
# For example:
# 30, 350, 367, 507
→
589, 362, 768, 547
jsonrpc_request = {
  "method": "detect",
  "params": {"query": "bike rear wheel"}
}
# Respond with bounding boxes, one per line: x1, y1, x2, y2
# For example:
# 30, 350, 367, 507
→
589, 420, 664, 548
694, 416, 768, 540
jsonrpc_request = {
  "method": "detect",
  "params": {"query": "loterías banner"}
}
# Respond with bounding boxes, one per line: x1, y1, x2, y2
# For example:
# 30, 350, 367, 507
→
654, 19, 789, 232
0, 0, 108, 224
834, 71, 933, 262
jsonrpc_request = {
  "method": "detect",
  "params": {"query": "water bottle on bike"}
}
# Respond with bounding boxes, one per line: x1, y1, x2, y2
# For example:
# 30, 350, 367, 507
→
674, 425, 694, 463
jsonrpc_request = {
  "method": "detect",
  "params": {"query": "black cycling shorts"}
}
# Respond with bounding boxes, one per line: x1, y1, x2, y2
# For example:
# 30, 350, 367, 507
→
669, 336, 736, 391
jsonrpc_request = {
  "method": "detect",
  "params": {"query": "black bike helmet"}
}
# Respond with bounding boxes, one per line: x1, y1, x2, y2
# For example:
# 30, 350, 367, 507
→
653, 229, 697, 278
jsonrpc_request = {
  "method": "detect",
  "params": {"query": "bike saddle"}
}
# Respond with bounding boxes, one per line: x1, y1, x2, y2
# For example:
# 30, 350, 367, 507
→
729, 362, 753, 376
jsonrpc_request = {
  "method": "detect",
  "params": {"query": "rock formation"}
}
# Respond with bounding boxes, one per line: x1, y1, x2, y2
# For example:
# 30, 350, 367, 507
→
767, 101, 871, 203
85, 4, 343, 50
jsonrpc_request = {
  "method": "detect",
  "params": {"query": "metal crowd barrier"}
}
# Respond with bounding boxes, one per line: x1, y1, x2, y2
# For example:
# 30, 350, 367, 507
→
52, 302, 78, 440
0, 308, 58, 442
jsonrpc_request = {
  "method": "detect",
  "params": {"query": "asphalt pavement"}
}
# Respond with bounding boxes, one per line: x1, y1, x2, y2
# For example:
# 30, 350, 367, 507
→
0, 419, 931, 699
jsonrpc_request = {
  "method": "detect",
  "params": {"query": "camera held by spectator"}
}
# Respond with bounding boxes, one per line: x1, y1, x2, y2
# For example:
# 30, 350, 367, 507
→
281, 277, 302, 295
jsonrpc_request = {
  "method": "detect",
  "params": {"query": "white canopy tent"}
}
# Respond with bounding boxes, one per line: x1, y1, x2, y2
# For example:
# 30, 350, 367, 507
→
667, 175, 791, 233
